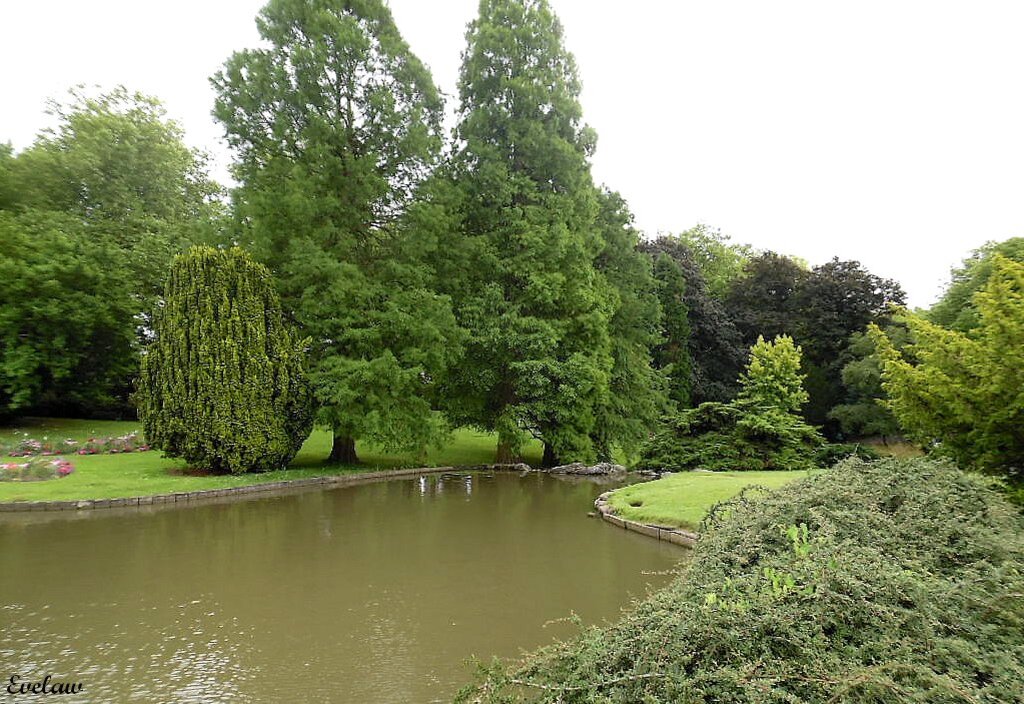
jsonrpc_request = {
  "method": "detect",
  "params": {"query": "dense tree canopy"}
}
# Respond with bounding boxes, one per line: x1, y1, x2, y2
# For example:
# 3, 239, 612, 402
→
795, 258, 905, 429
671, 224, 751, 299
13, 87, 218, 231
0, 211, 136, 419
828, 328, 903, 439
639, 335, 823, 472
0, 89, 221, 419
440, 0, 615, 464
589, 189, 666, 460
726, 251, 807, 345
643, 235, 746, 404
213, 0, 459, 462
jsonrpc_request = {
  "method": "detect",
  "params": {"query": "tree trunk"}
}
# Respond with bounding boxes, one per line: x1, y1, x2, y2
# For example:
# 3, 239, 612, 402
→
329, 433, 358, 464
542, 442, 560, 468
496, 434, 518, 464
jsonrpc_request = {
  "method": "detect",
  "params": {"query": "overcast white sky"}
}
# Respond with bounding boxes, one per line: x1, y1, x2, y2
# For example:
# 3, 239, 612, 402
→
4, 0, 1023, 307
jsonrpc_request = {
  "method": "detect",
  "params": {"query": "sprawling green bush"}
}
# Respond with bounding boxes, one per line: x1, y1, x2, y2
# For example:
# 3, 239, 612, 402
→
137, 246, 313, 474
458, 458, 1024, 702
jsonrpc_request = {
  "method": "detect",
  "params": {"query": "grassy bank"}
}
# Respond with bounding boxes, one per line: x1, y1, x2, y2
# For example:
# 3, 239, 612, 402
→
606, 470, 812, 530
0, 418, 543, 502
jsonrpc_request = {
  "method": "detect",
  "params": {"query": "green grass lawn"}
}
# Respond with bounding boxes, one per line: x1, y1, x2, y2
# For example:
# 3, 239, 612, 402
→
607, 470, 814, 531
0, 418, 543, 502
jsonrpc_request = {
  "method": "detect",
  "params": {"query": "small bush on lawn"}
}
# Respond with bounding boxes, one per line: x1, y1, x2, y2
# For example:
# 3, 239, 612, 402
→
457, 458, 1024, 703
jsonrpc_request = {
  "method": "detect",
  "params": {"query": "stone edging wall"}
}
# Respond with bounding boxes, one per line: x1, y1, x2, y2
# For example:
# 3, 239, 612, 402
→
0, 465, 464, 513
594, 490, 698, 548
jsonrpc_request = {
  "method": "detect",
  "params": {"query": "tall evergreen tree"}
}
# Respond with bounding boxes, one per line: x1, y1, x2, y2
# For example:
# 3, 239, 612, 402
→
443, 0, 614, 463
213, 0, 459, 463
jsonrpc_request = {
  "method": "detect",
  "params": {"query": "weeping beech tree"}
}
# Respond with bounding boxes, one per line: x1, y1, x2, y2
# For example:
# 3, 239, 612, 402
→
137, 246, 313, 474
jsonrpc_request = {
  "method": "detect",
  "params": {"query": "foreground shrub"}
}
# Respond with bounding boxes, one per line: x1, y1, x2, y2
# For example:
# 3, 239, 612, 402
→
458, 458, 1024, 702
137, 247, 313, 474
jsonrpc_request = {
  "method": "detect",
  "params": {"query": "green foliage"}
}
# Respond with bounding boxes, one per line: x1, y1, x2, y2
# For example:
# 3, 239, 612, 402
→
727, 254, 905, 433
638, 400, 824, 472
589, 190, 667, 460
929, 237, 1024, 333
643, 236, 746, 404
651, 254, 692, 407
873, 255, 1024, 481
738, 334, 808, 412
795, 258, 905, 429
440, 0, 614, 463
828, 328, 903, 438
726, 251, 808, 343
813, 441, 881, 467
0, 211, 136, 418
12, 86, 218, 229
458, 458, 1024, 702
137, 247, 313, 474
0, 89, 222, 419
670, 224, 751, 299
213, 0, 458, 460
640, 335, 823, 472
9, 87, 222, 304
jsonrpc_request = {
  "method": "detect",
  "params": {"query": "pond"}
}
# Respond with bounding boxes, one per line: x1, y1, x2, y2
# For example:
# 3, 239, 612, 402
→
0, 471, 683, 703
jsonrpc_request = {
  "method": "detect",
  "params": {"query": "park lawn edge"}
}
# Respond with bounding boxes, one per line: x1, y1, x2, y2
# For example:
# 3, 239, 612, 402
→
606, 469, 815, 531
0, 422, 544, 502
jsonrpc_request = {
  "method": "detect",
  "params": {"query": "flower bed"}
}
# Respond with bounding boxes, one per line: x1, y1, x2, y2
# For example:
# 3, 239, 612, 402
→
1, 432, 149, 457
0, 457, 75, 482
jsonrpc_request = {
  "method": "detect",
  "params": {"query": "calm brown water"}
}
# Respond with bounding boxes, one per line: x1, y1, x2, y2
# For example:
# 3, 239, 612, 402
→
0, 472, 682, 703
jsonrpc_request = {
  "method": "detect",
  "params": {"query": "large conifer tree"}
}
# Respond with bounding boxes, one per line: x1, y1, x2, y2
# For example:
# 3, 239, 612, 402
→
213, 0, 459, 462
444, 0, 615, 463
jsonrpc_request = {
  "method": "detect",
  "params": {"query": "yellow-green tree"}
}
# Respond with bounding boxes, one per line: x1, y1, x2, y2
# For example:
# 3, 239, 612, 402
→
872, 255, 1024, 479
738, 335, 808, 412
